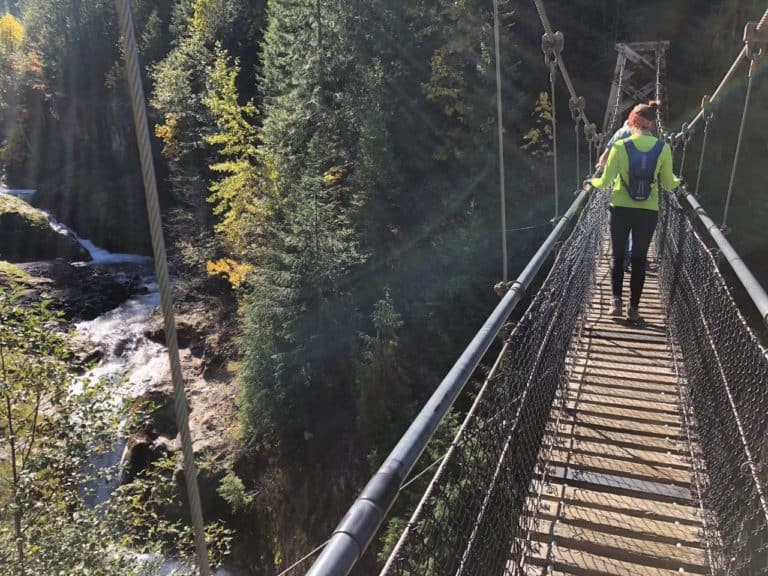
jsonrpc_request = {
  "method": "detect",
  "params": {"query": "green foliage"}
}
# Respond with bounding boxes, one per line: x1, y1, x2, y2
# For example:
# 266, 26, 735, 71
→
0, 286, 231, 574
107, 455, 233, 570
0, 260, 28, 284
238, 0, 372, 454
377, 409, 461, 566
204, 47, 278, 270
0, 286, 146, 574
356, 290, 411, 461
217, 469, 254, 513
0, 12, 35, 178
151, 28, 217, 265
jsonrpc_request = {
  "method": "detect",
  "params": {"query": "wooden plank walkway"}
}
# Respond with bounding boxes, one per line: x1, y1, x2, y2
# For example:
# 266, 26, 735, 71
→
521, 244, 711, 576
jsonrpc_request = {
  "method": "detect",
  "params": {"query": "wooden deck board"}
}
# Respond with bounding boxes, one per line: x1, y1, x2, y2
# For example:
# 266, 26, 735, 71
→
536, 499, 702, 546
550, 420, 687, 453
520, 238, 711, 575
540, 436, 690, 469
564, 384, 680, 406
531, 519, 707, 571
537, 485, 701, 525
525, 544, 701, 576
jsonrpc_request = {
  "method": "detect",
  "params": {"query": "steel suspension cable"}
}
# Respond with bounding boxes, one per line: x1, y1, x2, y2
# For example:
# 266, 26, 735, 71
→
531, 0, 592, 128
113, 1, 211, 574
492, 0, 508, 284
722, 39, 763, 230
654, 47, 666, 137
547, 55, 559, 219
680, 7, 768, 134
570, 97, 585, 186
677, 123, 691, 175
604, 57, 626, 150
574, 121, 580, 184
694, 99, 713, 198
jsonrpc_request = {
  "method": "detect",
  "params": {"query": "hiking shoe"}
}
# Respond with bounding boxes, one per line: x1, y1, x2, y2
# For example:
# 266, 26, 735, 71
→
627, 306, 642, 323
609, 298, 623, 317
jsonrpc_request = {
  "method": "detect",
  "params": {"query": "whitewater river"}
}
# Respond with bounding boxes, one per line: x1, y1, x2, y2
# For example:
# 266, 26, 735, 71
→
44, 210, 233, 576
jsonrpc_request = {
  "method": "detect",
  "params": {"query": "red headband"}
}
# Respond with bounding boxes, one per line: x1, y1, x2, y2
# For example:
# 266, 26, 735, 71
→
629, 111, 655, 129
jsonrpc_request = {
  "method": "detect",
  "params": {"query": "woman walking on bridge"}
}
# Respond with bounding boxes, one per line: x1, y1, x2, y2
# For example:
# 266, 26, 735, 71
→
586, 101, 680, 323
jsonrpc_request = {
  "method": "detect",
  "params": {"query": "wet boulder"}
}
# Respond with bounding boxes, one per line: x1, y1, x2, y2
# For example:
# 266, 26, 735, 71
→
0, 193, 90, 262
16, 260, 147, 320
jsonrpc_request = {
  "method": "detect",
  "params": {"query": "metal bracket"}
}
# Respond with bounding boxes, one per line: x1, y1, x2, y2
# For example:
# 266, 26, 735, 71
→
494, 281, 510, 297
541, 31, 564, 66
744, 21, 768, 60
500, 321, 518, 342
584, 122, 597, 143
595, 132, 605, 150
569, 96, 585, 122
680, 122, 694, 142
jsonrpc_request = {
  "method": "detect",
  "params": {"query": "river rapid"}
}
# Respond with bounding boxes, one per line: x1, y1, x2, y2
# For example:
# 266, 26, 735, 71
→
32, 198, 234, 576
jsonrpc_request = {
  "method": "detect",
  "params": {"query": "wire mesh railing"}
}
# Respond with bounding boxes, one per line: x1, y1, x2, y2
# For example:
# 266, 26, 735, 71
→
379, 191, 609, 576
656, 192, 768, 575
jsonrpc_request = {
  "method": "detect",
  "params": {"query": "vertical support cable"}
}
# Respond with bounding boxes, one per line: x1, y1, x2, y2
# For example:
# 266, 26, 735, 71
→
549, 63, 559, 219
694, 121, 710, 198
575, 121, 580, 184
542, 31, 563, 219
604, 54, 626, 142
694, 98, 713, 198
722, 58, 757, 229
492, 0, 508, 284
654, 44, 665, 136
678, 123, 690, 176
570, 97, 585, 186
113, 1, 211, 574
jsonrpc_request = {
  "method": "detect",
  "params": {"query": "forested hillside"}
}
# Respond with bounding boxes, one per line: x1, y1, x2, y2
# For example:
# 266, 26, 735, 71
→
1, 0, 767, 573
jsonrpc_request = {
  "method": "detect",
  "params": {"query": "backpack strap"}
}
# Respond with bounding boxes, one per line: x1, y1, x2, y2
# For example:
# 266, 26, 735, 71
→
619, 138, 635, 190
620, 138, 665, 189
623, 138, 638, 156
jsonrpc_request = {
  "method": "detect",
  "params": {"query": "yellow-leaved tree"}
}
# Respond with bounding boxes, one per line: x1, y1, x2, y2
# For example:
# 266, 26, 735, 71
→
0, 13, 34, 179
204, 47, 280, 287
0, 13, 25, 55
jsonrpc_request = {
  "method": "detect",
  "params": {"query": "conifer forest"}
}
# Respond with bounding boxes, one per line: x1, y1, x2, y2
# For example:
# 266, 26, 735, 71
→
0, 0, 767, 574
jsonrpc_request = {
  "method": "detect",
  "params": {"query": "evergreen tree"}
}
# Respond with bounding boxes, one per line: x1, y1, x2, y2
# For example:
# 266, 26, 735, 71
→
152, 0, 265, 271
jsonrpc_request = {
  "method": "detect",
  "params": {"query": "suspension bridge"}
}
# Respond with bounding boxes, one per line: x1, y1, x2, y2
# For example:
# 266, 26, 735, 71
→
111, 0, 768, 575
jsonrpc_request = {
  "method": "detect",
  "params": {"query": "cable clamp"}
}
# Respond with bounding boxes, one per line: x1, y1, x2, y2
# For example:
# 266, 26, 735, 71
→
740, 459, 757, 476
500, 321, 518, 342
680, 122, 694, 143
594, 132, 605, 150
541, 31, 564, 67
584, 122, 597, 142
569, 96, 585, 122
701, 95, 714, 122
494, 281, 517, 297
744, 21, 767, 60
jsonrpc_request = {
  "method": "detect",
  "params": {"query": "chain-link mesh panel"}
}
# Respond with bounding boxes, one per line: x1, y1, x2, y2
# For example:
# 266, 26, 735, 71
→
380, 192, 609, 576
656, 192, 768, 575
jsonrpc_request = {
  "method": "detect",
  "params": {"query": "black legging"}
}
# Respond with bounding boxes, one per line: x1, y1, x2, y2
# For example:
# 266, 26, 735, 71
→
609, 206, 658, 307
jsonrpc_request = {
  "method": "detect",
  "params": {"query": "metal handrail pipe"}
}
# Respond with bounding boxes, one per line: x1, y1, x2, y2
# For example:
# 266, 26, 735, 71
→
306, 189, 591, 576
685, 191, 768, 327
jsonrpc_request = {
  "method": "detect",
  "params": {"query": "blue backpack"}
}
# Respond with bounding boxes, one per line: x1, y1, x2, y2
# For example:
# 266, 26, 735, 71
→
621, 138, 665, 201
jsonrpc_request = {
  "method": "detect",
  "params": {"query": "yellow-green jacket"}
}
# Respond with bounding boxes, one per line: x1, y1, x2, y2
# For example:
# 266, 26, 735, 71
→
590, 134, 681, 211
